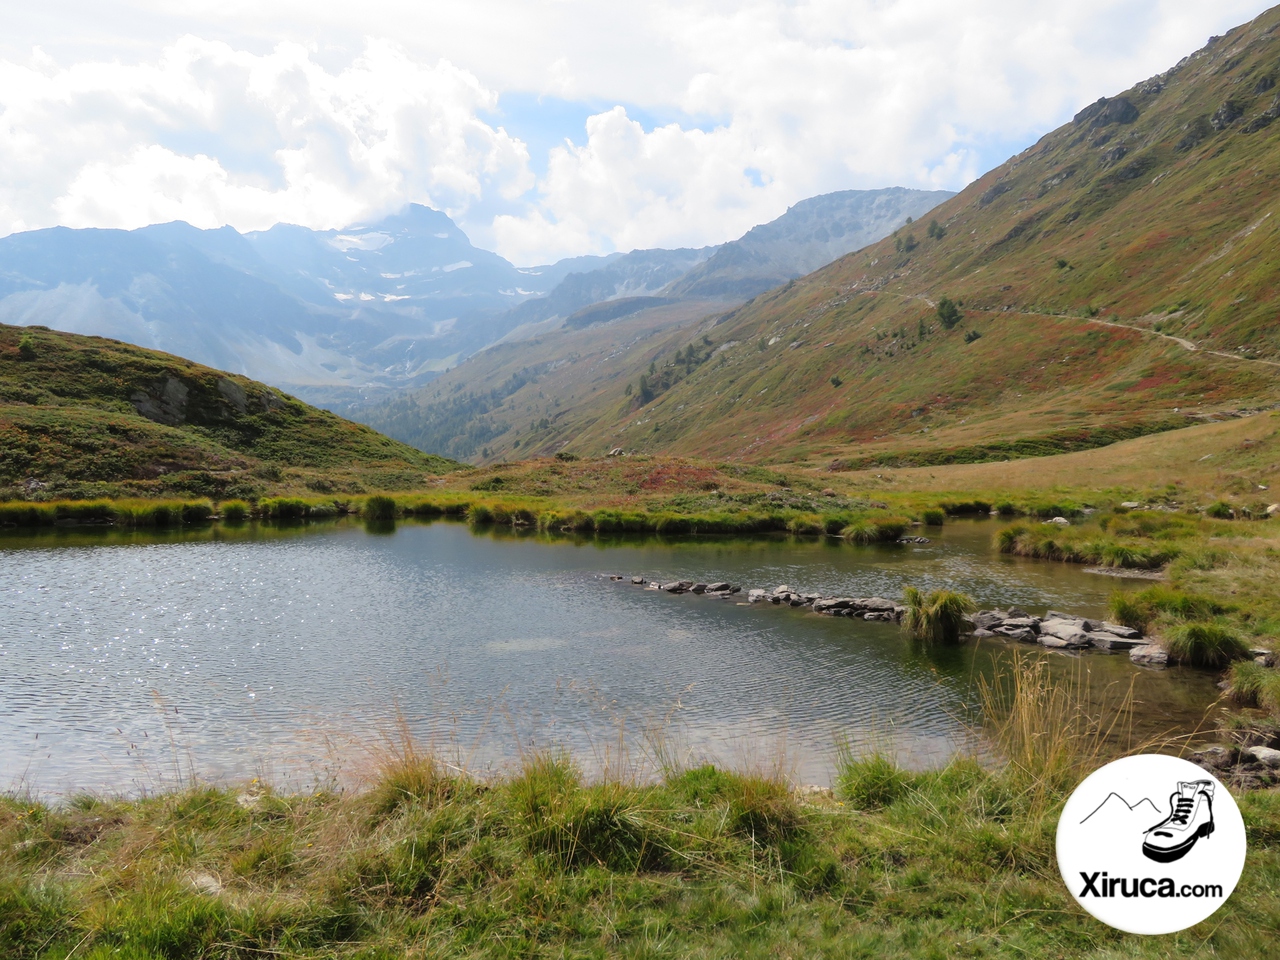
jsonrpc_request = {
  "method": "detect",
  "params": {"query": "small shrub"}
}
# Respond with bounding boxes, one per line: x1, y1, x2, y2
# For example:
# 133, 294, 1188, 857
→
470, 476, 508, 492
1205, 501, 1235, 519
901, 586, 976, 645
363, 495, 397, 520
17, 331, 36, 359
921, 508, 945, 526
829, 375, 843, 388
963, 329, 982, 344
554, 451, 580, 461
1166, 623, 1249, 668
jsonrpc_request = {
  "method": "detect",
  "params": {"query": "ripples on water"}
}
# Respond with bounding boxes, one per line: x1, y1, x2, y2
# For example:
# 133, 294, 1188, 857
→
0, 519, 1220, 794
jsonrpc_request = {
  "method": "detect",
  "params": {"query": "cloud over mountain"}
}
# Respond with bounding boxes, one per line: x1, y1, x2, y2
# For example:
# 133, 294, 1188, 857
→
0, 2, 1271, 263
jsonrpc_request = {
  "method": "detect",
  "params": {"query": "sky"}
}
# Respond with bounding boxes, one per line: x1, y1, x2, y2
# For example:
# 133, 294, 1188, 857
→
0, 1, 1272, 265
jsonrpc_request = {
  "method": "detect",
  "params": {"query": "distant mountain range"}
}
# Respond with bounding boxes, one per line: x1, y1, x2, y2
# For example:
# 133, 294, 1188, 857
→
0, 188, 951, 409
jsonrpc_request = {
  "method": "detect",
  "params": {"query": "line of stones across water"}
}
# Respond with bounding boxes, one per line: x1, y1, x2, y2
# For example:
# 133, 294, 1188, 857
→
607, 575, 1169, 665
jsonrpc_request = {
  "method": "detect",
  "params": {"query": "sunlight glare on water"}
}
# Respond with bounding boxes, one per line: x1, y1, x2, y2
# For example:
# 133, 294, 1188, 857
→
0, 519, 1219, 795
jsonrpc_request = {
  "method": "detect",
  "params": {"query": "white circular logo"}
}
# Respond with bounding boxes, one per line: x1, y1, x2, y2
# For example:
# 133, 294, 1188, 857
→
1057, 754, 1247, 935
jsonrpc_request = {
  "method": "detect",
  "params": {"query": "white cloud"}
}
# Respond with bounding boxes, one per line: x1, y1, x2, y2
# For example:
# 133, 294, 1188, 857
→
0, 1, 1272, 263
0, 36, 532, 234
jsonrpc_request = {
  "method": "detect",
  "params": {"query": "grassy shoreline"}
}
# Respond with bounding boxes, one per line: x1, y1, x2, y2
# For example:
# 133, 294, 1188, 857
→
4, 658, 1279, 959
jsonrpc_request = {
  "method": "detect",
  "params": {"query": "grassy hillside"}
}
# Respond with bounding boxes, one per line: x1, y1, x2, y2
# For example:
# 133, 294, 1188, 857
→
0, 324, 461, 500
368, 10, 1280, 468
358, 300, 725, 462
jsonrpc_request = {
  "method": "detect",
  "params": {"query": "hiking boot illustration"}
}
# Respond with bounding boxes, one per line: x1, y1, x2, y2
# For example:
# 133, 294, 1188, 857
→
1142, 780, 1215, 863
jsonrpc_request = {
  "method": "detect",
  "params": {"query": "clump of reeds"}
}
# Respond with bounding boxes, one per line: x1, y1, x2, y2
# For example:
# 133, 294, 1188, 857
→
901, 586, 975, 645
113, 499, 210, 526
921, 508, 945, 526
258, 497, 311, 519
362, 495, 397, 521
841, 515, 909, 544
0, 501, 57, 525
995, 524, 1177, 569
786, 513, 824, 536
219, 500, 249, 522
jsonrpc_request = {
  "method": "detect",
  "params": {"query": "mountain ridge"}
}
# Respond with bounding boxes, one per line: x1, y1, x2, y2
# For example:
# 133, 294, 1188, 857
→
356, 8, 1280, 466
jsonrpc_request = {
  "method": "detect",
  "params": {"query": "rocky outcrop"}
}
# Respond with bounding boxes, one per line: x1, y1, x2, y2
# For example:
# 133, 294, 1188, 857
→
1192, 743, 1280, 790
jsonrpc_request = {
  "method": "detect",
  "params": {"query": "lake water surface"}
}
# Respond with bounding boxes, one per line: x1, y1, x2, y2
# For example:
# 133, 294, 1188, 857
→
0, 519, 1221, 795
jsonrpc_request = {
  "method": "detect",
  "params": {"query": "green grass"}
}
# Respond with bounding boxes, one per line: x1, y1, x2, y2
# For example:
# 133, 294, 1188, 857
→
361, 495, 398, 520
901, 587, 976, 645
996, 520, 1181, 569
219, 500, 249, 522
1228, 659, 1280, 715
1165, 622, 1251, 668
0, 323, 463, 501
5, 735, 1280, 958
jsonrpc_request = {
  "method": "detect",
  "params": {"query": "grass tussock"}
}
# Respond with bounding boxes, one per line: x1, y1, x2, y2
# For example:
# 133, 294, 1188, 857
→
1165, 622, 1250, 668
1227, 659, 1280, 715
218, 499, 249, 522
901, 586, 975, 645
360, 495, 398, 521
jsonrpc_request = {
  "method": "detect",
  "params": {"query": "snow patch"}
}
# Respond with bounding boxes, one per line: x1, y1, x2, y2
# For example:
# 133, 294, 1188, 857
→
329, 231, 393, 252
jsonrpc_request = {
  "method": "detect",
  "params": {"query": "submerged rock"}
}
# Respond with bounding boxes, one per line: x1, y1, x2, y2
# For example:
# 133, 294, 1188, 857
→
1088, 632, 1143, 651
1130, 644, 1169, 666
993, 625, 1038, 643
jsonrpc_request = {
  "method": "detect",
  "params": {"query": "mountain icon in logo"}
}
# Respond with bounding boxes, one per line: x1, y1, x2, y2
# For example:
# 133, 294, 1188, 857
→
1080, 792, 1161, 826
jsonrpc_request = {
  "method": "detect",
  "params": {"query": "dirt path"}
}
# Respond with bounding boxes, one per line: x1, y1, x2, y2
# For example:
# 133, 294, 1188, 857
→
860, 290, 1280, 369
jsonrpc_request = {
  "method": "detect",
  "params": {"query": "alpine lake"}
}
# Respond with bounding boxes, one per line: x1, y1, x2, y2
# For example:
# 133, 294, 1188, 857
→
0, 517, 1222, 796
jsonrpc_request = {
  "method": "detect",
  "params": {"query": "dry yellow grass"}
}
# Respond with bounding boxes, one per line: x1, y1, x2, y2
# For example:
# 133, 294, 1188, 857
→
830, 411, 1280, 499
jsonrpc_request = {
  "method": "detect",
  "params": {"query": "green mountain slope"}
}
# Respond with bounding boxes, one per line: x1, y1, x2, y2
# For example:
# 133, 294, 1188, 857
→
384, 9, 1280, 467
0, 324, 461, 499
